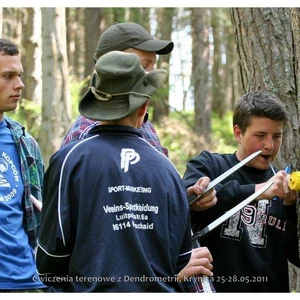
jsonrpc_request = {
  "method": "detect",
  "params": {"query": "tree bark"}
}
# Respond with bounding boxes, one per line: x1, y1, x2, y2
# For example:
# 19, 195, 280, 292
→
211, 8, 225, 118
21, 8, 42, 104
40, 8, 72, 168
20, 8, 42, 137
152, 7, 174, 123
290, 7, 300, 290
231, 7, 300, 291
191, 8, 211, 142
0, 8, 3, 36
84, 8, 102, 83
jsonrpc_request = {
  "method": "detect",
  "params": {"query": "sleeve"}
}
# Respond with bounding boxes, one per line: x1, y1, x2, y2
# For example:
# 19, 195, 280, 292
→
61, 116, 100, 148
171, 179, 193, 275
36, 151, 73, 289
175, 213, 193, 275
28, 136, 44, 203
139, 121, 169, 157
183, 151, 256, 209
284, 204, 300, 267
61, 124, 81, 148
21, 132, 45, 249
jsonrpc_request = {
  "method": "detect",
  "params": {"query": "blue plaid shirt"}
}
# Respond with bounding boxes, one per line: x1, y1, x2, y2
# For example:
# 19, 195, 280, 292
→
180, 276, 216, 293
61, 115, 169, 157
4, 116, 44, 249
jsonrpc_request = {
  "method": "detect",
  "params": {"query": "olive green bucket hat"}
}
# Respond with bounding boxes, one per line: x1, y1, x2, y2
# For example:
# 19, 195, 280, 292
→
79, 51, 167, 121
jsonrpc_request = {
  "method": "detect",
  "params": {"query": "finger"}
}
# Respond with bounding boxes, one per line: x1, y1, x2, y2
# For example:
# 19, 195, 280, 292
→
197, 267, 213, 277
283, 178, 290, 194
197, 176, 211, 186
188, 265, 213, 277
195, 196, 217, 209
198, 193, 216, 204
191, 257, 213, 270
198, 200, 217, 210
193, 249, 213, 263
195, 189, 216, 203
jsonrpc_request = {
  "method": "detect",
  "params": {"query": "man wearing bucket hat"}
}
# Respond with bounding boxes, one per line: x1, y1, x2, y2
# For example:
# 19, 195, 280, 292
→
62, 22, 216, 215
36, 51, 201, 292
61, 22, 171, 156
59, 21, 216, 292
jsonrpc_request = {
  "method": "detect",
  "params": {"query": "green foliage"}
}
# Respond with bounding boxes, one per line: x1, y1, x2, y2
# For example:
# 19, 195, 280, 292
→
6, 76, 87, 139
211, 111, 236, 148
154, 111, 236, 176
70, 77, 89, 121
6, 98, 41, 140
6, 78, 87, 141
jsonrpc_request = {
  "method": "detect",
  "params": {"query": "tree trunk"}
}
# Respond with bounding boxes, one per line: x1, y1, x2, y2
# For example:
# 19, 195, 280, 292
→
2, 8, 22, 41
40, 8, 72, 168
112, 7, 126, 23
21, 7, 42, 123
22, 8, 42, 103
223, 8, 241, 110
191, 8, 211, 142
83, 8, 102, 85
211, 8, 225, 118
66, 8, 84, 82
152, 7, 174, 123
128, 8, 151, 29
0, 8, 3, 36
291, 7, 300, 290
231, 7, 300, 292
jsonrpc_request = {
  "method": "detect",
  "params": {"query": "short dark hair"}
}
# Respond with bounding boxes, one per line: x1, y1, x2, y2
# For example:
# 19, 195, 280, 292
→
233, 91, 289, 134
0, 38, 19, 55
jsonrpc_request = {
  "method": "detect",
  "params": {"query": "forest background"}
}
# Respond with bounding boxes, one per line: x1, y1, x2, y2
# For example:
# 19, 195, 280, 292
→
1, 6, 300, 291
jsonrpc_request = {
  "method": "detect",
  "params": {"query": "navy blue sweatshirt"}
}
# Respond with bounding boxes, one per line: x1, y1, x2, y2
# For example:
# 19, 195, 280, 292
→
183, 151, 300, 292
37, 125, 192, 292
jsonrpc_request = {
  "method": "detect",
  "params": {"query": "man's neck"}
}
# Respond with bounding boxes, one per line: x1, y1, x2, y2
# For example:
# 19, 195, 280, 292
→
101, 119, 138, 128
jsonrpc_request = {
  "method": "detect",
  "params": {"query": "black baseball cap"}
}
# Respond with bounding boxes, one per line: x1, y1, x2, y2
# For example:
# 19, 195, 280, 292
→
94, 22, 174, 61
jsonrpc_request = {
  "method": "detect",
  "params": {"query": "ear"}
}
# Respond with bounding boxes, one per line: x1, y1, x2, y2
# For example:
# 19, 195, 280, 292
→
233, 125, 242, 144
136, 101, 149, 128
138, 101, 149, 119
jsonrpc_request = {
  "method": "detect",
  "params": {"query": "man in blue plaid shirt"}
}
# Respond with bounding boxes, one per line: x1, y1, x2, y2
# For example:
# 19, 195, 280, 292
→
61, 22, 216, 293
62, 22, 170, 157
0, 38, 46, 292
62, 112, 168, 156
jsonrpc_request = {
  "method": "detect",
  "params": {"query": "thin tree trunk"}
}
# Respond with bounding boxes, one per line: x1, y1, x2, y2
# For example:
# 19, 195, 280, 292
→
22, 8, 42, 103
211, 8, 225, 118
21, 7, 42, 137
40, 8, 72, 168
152, 7, 174, 122
83, 8, 102, 84
191, 8, 211, 142
0, 8, 3, 36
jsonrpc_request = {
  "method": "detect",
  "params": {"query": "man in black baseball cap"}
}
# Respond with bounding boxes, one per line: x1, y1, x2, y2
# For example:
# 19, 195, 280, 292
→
62, 22, 172, 156
94, 22, 173, 60
60, 21, 216, 293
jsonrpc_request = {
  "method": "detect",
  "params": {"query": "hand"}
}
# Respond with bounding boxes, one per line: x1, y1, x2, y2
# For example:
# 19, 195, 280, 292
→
177, 247, 213, 281
187, 176, 217, 211
282, 174, 297, 206
256, 170, 297, 205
